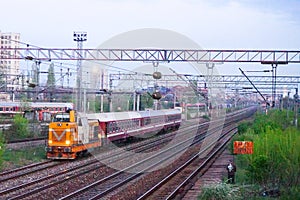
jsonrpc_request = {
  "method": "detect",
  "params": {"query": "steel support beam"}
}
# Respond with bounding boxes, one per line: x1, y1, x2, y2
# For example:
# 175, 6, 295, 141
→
1, 48, 300, 63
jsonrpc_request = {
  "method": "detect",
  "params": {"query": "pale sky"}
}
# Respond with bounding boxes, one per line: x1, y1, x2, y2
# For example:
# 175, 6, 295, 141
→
1, 0, 300, 78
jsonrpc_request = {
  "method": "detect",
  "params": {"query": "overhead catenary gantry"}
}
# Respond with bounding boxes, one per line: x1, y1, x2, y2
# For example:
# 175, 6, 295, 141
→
1, 48, 300, 63
1, 47, 299, 109
109, 73, 300, 88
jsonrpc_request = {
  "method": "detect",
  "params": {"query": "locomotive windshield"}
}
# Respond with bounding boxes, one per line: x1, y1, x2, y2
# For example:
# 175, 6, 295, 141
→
52, 112, 70, 122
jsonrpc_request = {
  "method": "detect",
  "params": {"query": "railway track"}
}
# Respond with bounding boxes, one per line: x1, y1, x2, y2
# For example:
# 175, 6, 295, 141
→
58, 108, 255, 199
0, 160, 55, 179
5, 137, 47, 150
0, 117, 209, 199
137, 126, 237, 199
0, 107, 256, 199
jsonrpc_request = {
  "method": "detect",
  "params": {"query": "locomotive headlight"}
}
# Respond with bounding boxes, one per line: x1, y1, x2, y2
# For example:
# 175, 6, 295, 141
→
48, 140, 52, 144
66, 140, 70, 145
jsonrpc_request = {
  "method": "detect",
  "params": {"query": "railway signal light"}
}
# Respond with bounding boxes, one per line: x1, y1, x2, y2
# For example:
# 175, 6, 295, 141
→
152, 91, 162, 100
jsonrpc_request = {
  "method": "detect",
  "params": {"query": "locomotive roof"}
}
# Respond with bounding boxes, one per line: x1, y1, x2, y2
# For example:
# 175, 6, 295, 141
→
84, 109, 181, 122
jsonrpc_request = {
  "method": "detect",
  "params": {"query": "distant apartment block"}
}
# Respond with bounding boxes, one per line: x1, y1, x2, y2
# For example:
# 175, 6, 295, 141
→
0, 31, 21, 95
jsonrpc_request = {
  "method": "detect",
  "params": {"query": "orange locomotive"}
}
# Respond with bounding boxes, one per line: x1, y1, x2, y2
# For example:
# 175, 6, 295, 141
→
46, 110, 101, 159
46, 109, 181, 159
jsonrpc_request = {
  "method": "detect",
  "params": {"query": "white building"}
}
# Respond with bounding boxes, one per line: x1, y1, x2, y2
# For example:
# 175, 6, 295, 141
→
0, 31, 21, 93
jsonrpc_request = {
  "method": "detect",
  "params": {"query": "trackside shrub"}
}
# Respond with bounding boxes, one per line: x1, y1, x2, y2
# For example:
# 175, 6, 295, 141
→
198, 183, 242, 200
233, 109, 300, 198
0, 131, 5, 169
6, 114, 30, 140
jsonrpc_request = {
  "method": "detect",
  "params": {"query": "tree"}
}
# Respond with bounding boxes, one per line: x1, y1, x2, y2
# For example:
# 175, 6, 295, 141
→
46, 63, 56, 101
47, 63, 56, 87
31, 61, 39, 84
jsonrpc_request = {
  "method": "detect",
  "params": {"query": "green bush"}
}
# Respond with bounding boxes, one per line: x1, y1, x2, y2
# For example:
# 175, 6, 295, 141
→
202, 115, 210, 120
5, 114, 30, 140
0, 131, 5, 169
198, 183, 242, 200
246, 155, 271, 185
233, 109, 300, 198
237, 121, 252, 134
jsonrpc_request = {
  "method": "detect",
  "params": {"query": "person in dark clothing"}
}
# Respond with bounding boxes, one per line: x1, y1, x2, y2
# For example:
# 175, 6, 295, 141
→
227, 160, 236, 184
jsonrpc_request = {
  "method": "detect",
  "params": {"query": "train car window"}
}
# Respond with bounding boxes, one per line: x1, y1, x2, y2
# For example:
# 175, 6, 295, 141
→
0, 108, 3, 111
127, 121, 130, 129
135, 119, 139, 126
116, 121, 121, 131
146, 118, 151, 125
119, 121, 124, 131
112, 122, 116, 132
109, 123, 112, 133
127, 120, 131, 129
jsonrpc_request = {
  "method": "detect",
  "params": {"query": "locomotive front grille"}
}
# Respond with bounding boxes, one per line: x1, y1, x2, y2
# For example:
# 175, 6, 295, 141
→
49, 128, 68, 145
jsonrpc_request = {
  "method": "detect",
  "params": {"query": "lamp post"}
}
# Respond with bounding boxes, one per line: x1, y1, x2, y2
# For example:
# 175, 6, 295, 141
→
73, 31, 87, 112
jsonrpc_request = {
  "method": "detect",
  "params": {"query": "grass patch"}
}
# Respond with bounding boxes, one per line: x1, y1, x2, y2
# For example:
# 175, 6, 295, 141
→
198, 183, 242, 200
1, 146, 46, 171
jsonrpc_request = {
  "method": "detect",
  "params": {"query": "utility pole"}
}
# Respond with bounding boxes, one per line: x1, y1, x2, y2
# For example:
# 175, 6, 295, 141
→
35, 60, 41, 101
271, 63, 278, 108
60, 64, 63, 88
294, 88, 299, 127
73, 31, 87, 112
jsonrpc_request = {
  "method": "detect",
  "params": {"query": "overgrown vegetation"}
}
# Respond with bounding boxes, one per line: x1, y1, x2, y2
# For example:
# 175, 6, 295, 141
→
4, 114, 31, 141
0, 131, 5, 169
233, 109, 300, 199
199, 109, 300, 199
0, 115, 46, 171
198, 183, 242, 200
1, 146, 46, 171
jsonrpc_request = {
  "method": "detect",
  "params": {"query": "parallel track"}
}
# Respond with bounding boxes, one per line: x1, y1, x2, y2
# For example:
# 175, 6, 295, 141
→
0, 107, 256, 199
0, 118, 208, 199
61, 108, 255, 199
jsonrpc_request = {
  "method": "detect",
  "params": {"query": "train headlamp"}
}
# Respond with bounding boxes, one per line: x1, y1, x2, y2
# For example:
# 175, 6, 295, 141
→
66, 140, 70, 145
48, 140, 52, 144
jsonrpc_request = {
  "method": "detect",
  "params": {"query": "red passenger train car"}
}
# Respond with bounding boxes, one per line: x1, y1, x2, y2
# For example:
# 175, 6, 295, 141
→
0, 101, 74, 121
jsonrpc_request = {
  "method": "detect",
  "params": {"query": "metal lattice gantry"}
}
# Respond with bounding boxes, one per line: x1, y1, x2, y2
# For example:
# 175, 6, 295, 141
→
109, 73, 300, 85
2, 48, 300, 63
109, 73, 299, 92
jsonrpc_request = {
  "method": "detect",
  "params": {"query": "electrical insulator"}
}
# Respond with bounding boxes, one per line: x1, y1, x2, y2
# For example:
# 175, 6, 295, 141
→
153, 72, 162, 79
152, 91, 162, 100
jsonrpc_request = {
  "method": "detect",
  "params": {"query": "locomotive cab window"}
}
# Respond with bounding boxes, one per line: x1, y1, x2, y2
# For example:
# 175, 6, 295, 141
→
53, 113, 70, 122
